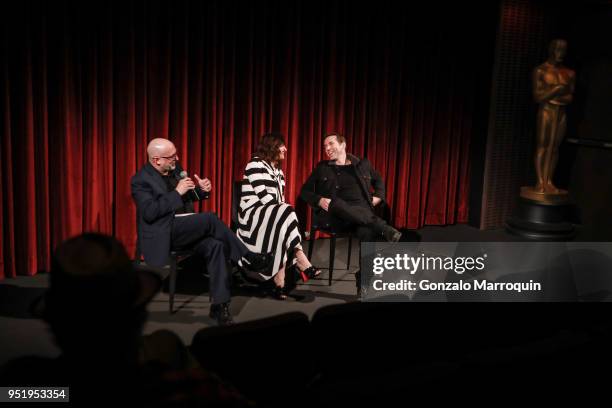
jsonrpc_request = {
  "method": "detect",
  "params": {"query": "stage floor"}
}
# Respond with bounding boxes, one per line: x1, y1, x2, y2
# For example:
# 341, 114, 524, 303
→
0, 224, 518, 365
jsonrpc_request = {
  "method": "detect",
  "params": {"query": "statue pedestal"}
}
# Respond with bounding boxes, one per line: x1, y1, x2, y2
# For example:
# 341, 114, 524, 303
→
506, 188, 577, 240
519, 186, 569, 205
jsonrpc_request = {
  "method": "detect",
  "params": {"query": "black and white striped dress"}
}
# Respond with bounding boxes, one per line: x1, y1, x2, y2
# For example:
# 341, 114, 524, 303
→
237, 157, 303, 280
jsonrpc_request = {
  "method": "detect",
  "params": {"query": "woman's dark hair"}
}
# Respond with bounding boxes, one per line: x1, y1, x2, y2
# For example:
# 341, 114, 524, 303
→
254, 133, 286, 165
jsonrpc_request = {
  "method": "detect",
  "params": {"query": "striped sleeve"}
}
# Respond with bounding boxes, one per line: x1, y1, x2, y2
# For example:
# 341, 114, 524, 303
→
278, 169, 286, 202
245, 160, 278, 205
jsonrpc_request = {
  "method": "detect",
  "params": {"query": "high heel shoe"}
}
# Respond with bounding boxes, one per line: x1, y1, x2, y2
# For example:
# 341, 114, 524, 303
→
299, 266, 322, 282
271, 285, 288, 300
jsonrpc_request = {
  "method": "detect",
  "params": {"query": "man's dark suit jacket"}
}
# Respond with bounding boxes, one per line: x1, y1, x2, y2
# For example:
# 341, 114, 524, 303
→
131, 162, 209, 267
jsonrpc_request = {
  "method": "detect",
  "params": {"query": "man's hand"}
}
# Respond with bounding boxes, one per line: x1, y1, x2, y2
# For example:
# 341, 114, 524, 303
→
372, 196, 382, 206
176, 177, 195, 196
194, 174, 212, 192
319, 197, 331, 211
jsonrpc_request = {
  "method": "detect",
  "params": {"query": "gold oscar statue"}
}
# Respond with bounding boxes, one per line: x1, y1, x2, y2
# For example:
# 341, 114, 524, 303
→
521, 39, 576, 204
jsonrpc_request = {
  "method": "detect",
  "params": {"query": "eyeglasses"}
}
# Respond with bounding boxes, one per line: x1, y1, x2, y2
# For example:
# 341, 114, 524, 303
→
157, 153, 178, 161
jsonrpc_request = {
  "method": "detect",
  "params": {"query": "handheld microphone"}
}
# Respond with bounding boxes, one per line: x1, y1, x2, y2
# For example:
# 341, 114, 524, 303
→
178, 170, 200, 200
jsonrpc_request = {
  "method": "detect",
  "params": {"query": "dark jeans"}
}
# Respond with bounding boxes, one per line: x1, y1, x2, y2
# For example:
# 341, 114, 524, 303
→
171, 213, 249, 304
327, 198, 390, 288
328, 198, 390, 240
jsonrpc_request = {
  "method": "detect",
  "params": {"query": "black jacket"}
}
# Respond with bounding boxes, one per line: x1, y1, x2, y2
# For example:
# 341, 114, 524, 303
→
300, 154, 386, 211
131, 162, 209, 267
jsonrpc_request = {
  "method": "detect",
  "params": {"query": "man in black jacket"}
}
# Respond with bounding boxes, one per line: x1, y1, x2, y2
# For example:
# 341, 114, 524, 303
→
131, 138, 270, 325
300, 133, 402, 293
301, 133, 401, 242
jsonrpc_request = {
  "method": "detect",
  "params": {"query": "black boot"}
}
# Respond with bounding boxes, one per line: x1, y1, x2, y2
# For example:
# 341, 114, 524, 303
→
382, 226, 402, 242
209, 302, 234, 326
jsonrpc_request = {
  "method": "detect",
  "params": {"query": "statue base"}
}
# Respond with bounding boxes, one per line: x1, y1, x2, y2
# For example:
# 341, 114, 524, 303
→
506, 195, 577, 241
519, 186, 570, 205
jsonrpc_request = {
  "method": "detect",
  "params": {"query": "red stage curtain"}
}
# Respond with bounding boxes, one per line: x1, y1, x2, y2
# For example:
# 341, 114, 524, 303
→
1, 0, 495, 279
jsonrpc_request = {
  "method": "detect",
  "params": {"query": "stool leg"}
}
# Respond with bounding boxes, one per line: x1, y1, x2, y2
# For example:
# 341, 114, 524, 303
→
169, 255, 177, 314
308, 229, 315, 260
347, 237, 352, 269
329, 236, 336, 286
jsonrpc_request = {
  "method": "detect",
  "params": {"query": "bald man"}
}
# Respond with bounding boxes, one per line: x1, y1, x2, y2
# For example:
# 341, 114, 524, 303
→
131, 138, 271, 325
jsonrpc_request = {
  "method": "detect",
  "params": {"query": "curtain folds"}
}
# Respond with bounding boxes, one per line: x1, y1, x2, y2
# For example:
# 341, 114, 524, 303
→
1, 0, 495, 278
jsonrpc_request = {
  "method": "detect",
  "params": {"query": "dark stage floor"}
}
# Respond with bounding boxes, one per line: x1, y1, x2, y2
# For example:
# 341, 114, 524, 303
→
0, 224, 596, 365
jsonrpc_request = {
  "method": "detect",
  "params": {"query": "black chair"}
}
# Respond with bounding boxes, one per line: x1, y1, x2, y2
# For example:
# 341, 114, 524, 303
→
134, 210, 194, 314
230, 180, 245, 233
307, 209, 355, 286
230, 179, 260, 287
307, 202, 394, 286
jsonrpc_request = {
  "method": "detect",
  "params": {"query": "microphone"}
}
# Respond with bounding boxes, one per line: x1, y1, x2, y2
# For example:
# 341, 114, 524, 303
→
178, 170, 200, 201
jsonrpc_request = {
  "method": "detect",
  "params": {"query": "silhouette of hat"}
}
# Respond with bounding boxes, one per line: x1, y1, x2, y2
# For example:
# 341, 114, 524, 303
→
31, 233, 162, 318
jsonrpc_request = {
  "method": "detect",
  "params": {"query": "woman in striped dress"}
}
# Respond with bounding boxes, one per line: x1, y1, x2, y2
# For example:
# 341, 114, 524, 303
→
237, 133, 320, 299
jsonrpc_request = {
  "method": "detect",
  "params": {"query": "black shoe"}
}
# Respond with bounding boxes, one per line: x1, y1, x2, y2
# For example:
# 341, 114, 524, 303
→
298, 266, 321, 282
209, 302, 234, 326
271, 285, 289, 300
260, 278, 289, 300
357, 285, 369, 298
243, 252, 273, 271
383, 226, 402, 242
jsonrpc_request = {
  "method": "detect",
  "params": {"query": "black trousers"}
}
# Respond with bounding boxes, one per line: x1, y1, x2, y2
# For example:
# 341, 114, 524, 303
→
328, 198, 389, 241
171, 213, 249, 304
328, 198, 390, 288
